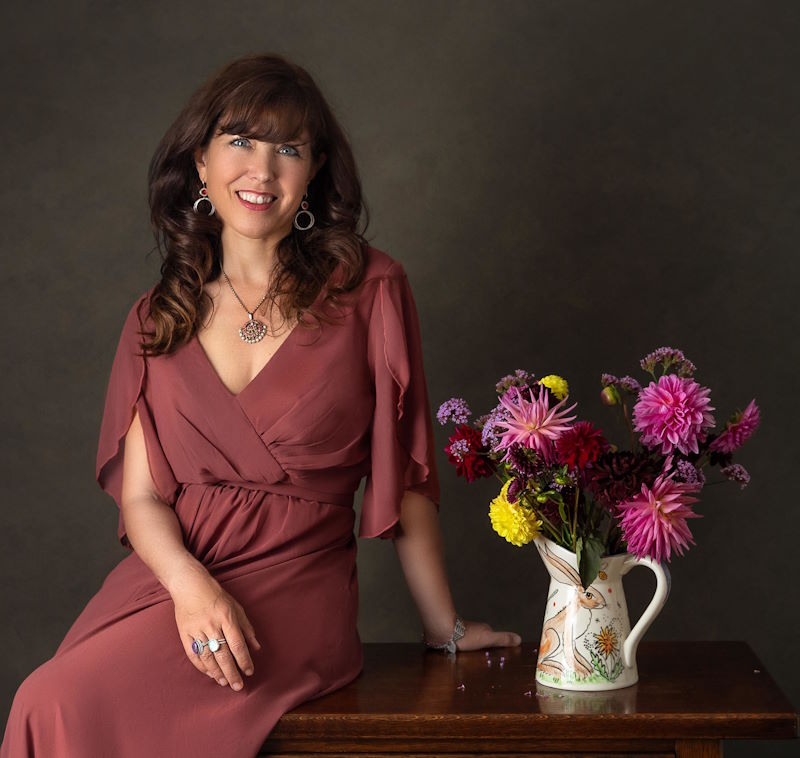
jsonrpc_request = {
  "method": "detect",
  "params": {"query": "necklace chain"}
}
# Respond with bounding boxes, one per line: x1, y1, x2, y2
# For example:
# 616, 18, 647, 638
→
221, 268, 272, 344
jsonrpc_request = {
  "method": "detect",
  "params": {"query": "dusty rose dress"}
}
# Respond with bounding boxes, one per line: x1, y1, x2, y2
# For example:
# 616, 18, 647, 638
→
1, 246, 440, 758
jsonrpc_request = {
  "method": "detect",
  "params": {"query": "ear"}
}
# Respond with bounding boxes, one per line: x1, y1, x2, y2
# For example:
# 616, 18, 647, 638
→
193, 146, 207, 183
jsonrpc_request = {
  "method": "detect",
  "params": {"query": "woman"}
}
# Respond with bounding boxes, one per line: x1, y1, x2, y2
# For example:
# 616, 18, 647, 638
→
1, 53, 521, 757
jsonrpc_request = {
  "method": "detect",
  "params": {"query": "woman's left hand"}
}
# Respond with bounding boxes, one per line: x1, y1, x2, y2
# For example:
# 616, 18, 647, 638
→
454, 619, 522, 651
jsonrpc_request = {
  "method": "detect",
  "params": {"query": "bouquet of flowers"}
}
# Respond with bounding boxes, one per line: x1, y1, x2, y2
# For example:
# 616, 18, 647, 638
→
437, 347, 759, 588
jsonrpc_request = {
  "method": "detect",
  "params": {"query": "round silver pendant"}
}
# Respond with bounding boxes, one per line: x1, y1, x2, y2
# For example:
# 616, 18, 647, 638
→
239, 318, 268, 344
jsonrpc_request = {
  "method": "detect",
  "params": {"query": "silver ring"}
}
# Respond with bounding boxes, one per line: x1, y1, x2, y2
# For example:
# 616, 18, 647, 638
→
192, 637, 227, 655
207, 638, 227, 653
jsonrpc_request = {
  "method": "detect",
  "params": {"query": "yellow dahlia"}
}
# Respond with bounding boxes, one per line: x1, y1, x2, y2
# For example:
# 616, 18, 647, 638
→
539, 374, 569, 400
489, 480, 542, 547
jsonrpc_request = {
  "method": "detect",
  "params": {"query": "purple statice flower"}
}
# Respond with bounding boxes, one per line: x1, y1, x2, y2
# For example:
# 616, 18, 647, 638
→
495, 369, 533, 395
437, 397, 472, 426
640, 347, 697, 378
480, 404, 508, 449
601, 373, 640, 397
720, 463, 751, 490
619, 375, 643, 394
673, 458, 706, 487
548, 469, 577, 492
447, 438, 471, 462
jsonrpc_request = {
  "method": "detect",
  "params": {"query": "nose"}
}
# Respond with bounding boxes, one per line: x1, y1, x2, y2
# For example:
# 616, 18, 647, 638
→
248, 144, 276, 183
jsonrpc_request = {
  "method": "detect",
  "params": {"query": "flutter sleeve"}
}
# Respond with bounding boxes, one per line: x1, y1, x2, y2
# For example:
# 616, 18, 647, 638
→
360, 261, 441, 539
95, 290, 179, 549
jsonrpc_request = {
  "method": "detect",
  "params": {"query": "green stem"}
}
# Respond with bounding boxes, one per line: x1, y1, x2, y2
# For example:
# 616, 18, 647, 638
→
622, 401, 637, 452
535, 507, 562, 542
570, 486, 580, 548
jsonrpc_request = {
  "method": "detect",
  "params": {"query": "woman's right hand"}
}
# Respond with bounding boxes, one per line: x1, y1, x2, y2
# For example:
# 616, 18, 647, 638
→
169, 560, 261, 691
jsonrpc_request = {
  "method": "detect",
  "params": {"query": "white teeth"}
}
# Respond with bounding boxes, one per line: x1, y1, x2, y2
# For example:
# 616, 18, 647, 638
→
238, 191, 274, 204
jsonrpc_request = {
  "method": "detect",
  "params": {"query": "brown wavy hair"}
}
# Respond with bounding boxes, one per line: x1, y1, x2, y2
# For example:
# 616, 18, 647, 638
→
143, 53, 370, 354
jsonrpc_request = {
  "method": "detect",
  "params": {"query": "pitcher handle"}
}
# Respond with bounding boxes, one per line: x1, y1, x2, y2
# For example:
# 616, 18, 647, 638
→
621, 556, 671, 669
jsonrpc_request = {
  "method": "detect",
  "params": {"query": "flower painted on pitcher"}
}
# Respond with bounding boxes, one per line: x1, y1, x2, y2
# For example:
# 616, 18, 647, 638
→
489, 479, 542, 546
594, 626, 619, 658
633, 374, 715, 456
539, 374, 569, 400
555, 421, 610, 471
617, 473, 703, 563
709, 399, 760, 454
493, 385, 577, 465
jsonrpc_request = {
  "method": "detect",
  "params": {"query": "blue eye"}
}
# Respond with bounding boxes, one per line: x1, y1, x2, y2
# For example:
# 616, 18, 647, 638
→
278, 145, 301, 157
230, 137, 251, 148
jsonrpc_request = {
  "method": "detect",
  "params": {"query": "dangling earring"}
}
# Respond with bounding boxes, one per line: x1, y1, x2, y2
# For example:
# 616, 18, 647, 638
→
293, 194, 315, 230
193, 181, 215, 215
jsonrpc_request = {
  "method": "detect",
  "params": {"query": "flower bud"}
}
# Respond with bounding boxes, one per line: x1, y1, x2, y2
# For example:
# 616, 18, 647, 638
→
600, 385, 621, 406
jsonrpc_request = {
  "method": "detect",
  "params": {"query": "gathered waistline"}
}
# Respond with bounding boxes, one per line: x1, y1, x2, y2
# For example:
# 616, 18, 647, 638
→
184, 480, 355, 508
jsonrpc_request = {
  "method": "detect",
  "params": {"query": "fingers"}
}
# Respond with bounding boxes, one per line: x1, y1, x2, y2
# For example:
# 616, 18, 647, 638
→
455, 620, 523, 651
493, 631, 523, 647
202, 633, 245, 690
175, 583, 262, 690
238, 609, 262, 655
183, 632, 229, 686
182, 636, 213, 677
217, 622, 256, 688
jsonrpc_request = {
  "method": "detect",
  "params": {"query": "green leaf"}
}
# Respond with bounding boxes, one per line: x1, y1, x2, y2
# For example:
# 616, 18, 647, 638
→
578, 535, 604, 589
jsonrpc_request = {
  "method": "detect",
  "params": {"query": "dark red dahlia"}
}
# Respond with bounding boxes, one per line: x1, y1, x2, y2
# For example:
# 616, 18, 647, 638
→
587, 451, 662, 511
555, 421, 609, 470
444, 424, 495, 482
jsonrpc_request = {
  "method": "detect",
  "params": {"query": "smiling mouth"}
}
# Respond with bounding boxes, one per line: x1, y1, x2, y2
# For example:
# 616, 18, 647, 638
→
236, 191, 276, 205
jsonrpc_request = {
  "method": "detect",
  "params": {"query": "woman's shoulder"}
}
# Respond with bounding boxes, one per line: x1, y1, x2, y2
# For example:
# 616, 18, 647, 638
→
361, 244, 407, 282
114, 285, 158, 336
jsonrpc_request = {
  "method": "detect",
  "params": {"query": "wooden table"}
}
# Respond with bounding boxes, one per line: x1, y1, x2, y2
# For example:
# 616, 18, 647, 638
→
261, 641, 798, 757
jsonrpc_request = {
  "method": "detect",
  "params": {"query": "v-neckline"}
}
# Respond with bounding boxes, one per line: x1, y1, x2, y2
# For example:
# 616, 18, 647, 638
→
192, 321, 300, 401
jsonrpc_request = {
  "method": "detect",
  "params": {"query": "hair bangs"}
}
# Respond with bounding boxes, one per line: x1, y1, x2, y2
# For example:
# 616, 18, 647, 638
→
215, 86, 323, 150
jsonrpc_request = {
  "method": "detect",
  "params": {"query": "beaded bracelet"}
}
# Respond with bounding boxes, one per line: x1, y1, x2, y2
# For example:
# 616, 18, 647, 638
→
422, 615, 466, 654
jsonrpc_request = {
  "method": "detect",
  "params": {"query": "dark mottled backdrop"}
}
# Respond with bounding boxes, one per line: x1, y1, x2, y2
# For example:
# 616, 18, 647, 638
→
1, 2, 798, 754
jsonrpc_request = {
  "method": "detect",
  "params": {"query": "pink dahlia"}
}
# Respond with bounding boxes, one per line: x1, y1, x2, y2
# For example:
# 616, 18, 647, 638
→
633, 374, 715, 456
555, 421, 610, 470
617, 473, 702, 563
493, 385, 577, 465
709, 399, 760, 454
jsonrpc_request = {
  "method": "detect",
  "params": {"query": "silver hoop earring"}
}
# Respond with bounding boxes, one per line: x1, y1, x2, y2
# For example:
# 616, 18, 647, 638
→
293, 194, 315, 230
193, 181, 215, 216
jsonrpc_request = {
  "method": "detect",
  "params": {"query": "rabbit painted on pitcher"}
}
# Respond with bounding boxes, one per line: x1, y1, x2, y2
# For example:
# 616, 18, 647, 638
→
535, 537, 670, 691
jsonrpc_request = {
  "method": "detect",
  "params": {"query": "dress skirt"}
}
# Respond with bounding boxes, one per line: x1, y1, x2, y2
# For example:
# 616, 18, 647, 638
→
1, 245, 441, 757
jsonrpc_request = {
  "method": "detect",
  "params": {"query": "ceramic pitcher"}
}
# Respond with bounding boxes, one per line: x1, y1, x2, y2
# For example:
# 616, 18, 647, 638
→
534, 535, 670, 691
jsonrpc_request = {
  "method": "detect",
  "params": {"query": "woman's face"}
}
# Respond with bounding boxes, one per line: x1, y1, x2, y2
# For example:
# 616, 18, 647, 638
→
194, 125, 323, 248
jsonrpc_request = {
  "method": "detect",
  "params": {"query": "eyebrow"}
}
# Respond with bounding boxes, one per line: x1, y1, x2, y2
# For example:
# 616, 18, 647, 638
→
217, 132, 310, 146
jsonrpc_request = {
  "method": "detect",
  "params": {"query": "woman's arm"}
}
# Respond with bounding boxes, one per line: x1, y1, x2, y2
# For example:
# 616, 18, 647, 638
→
392, 490, 522, 650
120, 408, 260, 690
